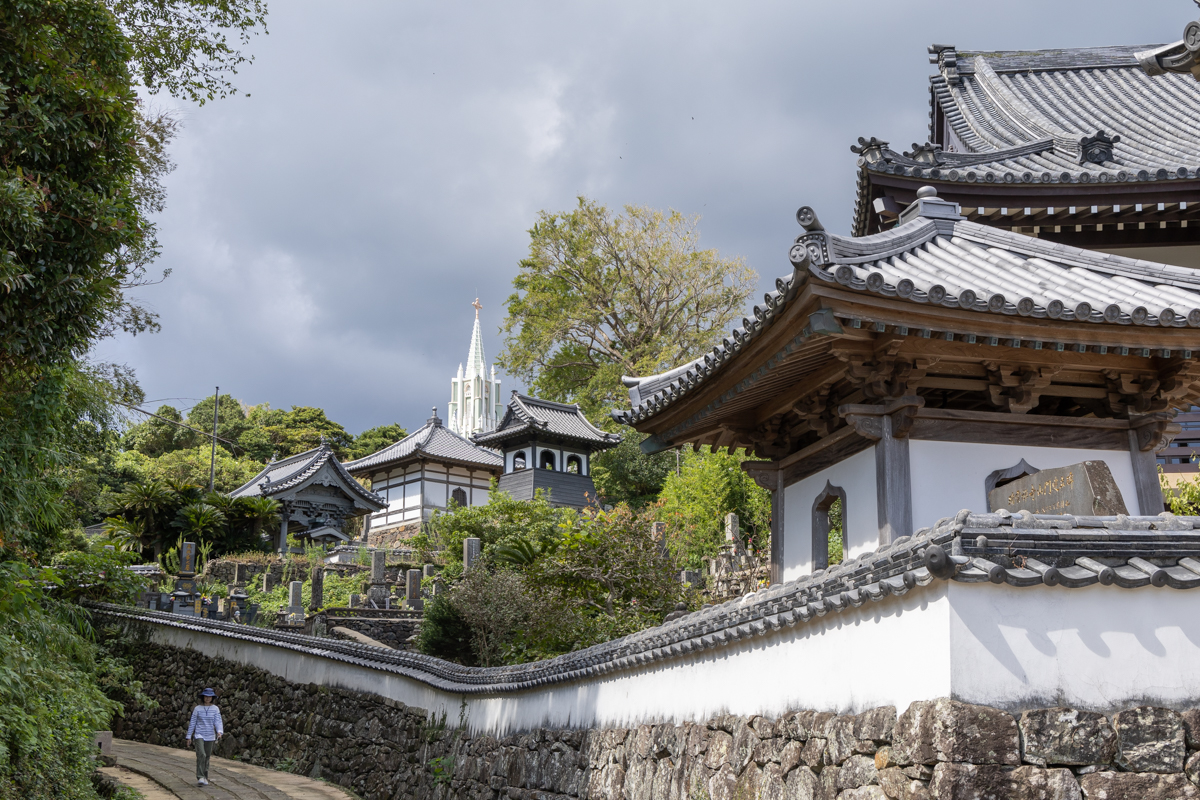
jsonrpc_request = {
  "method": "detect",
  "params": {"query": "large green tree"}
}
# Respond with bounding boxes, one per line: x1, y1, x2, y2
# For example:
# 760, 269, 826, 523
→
347, 423, 407, 460
656, 445, 772, 569
0, 0, 267, 556
498, 197, 756, 417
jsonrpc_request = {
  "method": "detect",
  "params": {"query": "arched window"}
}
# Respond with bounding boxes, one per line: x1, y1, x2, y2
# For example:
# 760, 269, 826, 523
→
513, 451, 527, 471
566, 455, 582, 474
539, 450, 556, 470
812, 482, 846, 571
451, 487, 467, 507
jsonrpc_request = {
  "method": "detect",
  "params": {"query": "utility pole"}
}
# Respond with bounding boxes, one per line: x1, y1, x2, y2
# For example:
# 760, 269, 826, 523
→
208, 387, 220, 493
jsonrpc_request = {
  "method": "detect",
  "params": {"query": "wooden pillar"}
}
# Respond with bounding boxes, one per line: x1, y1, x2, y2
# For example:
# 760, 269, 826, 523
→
875, 413, 913, 545
1128, 414, 1180, 515
278, 507, 290, 555
770, 471, 785, 585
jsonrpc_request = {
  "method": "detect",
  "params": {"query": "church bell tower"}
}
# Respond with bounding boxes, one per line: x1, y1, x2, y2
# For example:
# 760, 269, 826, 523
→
448, 299, 503, 437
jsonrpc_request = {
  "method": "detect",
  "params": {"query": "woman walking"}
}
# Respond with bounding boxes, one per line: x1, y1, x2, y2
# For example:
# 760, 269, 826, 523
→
185, 688, 223, 786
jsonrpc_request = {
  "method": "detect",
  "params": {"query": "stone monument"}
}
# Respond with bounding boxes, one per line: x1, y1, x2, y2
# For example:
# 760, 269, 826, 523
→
309, 566, 324, 612
464, 537, 481, 571
367, 550, 389, 606
406, 568, 423, 611
987, 461, 1129, 516
284, 580, 305, 625
170, 541, 199, 614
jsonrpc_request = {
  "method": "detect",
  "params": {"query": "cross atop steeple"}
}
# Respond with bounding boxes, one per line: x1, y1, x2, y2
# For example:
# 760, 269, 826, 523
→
472, 298, 482, 319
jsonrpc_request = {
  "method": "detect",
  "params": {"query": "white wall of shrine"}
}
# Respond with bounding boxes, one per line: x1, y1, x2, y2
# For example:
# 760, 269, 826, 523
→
367, 462, 495, 532
908, 441, 1141, 521
135, 578, 1200, 733
780, 447, 879, 583
779, 441, 1144, 582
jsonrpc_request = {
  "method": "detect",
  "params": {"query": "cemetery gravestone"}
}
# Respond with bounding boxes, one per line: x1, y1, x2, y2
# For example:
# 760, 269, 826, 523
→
464, 537, 481, 571
406, 569, 423, 611
285, 581, 305, 625
987, 461, 1129, 516
368, 550, 389, 606
309, 566, 324, 612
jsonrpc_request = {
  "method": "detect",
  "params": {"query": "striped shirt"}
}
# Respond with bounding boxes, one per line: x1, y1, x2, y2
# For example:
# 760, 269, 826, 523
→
187, 704, 224, 741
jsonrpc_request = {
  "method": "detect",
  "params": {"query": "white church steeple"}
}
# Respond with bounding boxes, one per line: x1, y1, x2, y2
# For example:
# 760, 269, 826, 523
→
448, 299, 503, 437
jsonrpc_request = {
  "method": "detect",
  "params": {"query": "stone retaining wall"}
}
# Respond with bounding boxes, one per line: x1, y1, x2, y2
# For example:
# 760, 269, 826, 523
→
321, 614, 421, 649
105, 634, 1200, 800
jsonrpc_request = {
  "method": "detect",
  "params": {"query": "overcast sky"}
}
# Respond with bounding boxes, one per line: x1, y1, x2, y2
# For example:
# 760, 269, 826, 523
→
92, 1, 1192, 435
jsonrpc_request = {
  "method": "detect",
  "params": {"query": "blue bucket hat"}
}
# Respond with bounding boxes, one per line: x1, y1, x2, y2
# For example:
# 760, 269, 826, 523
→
200, 688, 216, 697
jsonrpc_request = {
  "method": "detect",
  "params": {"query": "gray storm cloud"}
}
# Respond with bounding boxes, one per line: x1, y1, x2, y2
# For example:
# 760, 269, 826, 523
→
93, 0, 1186, 432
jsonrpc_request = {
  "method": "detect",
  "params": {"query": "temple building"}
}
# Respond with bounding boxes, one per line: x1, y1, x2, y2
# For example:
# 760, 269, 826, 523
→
343, 408, 502, 546
617, 187, 1200, 584
474, 392, 621, 509
850, 16, 1200, 272
231, 442, 386, 553
447, 299, 504, 437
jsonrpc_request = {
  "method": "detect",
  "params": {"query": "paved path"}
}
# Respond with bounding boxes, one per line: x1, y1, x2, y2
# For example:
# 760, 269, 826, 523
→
106, 739, 355, 800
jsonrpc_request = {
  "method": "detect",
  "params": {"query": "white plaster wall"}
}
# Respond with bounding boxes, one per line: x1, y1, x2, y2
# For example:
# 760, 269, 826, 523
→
948, 583, 1200, 712
908, 441, 1139, 525
782, 446, 878, 582
147, 586, 950, 735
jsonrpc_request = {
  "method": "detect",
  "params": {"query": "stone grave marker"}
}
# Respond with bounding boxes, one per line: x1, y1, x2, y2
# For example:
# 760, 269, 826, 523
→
464, 537, 481, 571
423, 564, 437, 579
309, 566, 324, 611
367, 550, 389, 606
179, 541, 197, 576
406, 569, 423, 611
987, 461, 1129, 516
285, 580, 305, 625
348, 593, 360, 608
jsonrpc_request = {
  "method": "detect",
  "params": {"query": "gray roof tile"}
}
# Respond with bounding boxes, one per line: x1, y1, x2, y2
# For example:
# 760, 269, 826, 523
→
231, 444, 385, 508
854, 41, 1200, 202
343, 410, 502, 475
474, 393, 622, 449
616, 197, 1200, 426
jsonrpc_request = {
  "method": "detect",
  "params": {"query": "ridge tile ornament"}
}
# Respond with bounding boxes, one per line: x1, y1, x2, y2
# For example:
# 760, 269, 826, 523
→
987, 461, 1129, 516
1079, 130, 1121, 165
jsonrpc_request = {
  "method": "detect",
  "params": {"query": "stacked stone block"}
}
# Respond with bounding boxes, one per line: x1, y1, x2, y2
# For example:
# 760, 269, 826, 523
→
106, 636, 1200, 800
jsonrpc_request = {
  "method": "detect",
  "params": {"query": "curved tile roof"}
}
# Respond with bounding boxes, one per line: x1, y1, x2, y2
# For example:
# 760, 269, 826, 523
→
852, 32, 1200, 233
342, 409, 502, 475
615, 193, 1200, 427
231, 444, 385, 509
473, 392, 622, 450
88, 510, 1200, 695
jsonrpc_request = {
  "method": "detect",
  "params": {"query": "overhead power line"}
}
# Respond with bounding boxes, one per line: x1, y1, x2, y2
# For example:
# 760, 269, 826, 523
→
116, 400, 243, 453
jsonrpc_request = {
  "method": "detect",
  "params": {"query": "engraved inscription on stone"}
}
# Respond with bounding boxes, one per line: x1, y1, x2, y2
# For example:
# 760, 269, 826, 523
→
987, 461, 1128, 516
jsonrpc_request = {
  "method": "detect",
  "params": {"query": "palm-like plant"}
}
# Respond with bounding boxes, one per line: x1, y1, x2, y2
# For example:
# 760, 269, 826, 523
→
239, 496, 280, 543
109, 480, 175, 557
100, 516, 147, 552
493, 538, 542, 567
172, 502, 227, 541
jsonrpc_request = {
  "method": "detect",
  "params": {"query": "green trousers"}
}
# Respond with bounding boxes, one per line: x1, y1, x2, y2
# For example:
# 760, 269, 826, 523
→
194, 738, 216, 781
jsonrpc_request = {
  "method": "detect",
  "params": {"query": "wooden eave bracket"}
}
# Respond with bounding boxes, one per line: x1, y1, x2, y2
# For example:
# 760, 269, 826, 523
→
838, 396, 926, 440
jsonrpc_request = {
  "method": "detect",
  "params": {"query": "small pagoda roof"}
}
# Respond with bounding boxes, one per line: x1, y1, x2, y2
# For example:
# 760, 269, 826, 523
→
617, 190, 1200, 428
231, 443, 385, 510
343, 409, 503, 475
474, 393, 622, 450
851, 32, 1200, 234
